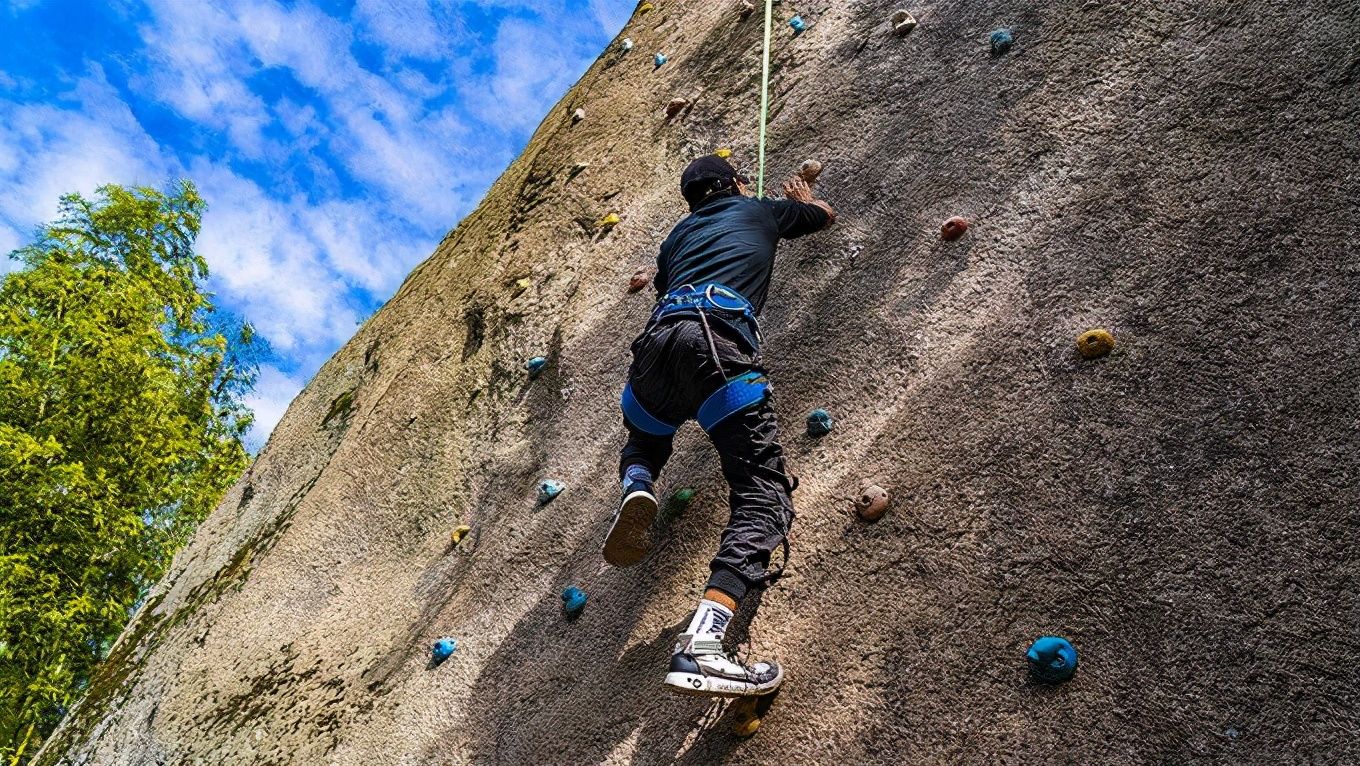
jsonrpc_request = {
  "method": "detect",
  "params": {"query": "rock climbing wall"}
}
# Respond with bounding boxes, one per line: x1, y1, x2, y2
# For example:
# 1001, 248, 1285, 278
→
37, 1, 1360, 763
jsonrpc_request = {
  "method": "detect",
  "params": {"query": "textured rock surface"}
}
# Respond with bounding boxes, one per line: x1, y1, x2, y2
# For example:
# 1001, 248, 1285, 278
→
37, 1, 1360, 764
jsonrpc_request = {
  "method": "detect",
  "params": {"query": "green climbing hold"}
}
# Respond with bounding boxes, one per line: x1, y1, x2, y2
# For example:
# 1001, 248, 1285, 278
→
806, 409, 834, 436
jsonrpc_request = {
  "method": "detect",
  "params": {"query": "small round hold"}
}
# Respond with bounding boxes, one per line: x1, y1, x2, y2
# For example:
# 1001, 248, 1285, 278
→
891, 10, 917, 35
653, 52, 667, 69
596, 212, 621, 230
537, 479, 564, 504
941, 216, 969, 241
806, 409, 834, 437
854, 485, 889, 522
571, 107, 586, 123
620, 37, 634, 52
731, 698, 762, 736
450, 525, 471, 546
666, 98, 689, 118
1026, 636, 1078, 683
561, 586, 588, 618
525, 356, 548, 376
799, 160, 823, 183
789, 15, 807, 33
990, 28, 1014, 54
1076, 328, 1116, 359
431, 638, 457, 662
628, 269, 651, 293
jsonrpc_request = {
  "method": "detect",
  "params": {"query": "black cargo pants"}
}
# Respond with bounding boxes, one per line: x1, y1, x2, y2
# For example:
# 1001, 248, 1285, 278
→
618, 316, 795, 602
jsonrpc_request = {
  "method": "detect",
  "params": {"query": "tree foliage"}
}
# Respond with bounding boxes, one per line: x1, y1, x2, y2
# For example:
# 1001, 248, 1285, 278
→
0, 182, 258, 763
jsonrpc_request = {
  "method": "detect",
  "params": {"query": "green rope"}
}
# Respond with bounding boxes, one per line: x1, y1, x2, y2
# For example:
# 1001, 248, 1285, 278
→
757, 0, 773, 197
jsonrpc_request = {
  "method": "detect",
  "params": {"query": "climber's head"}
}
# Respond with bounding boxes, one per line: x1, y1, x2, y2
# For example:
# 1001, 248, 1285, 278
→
681, 155, 749, 211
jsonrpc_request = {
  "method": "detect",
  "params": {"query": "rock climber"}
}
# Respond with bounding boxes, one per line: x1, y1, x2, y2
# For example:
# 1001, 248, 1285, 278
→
604, 154, 835, 697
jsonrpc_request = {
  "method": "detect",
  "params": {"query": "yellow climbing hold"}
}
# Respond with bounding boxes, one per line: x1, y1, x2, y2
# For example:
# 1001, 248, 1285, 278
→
715, 148, 733, 158
638, 1, 654, 12
1076, 328, 1116, 359
451, 525, 471, 546
731, 698, 762, 736
597, 213, 621, 229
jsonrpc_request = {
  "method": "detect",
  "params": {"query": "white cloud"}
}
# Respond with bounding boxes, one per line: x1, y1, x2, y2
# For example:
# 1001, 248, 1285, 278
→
353, 0, 451, 59
0, 66, 170, 226
243, 364, 306, 449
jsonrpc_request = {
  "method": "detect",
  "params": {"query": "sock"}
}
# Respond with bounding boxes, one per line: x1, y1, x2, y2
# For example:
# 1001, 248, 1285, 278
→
622, 463, 654, 490
685, 598, 734, 641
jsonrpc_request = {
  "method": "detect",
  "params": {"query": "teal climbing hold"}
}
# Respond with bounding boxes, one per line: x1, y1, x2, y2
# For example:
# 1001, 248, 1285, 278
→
431, 637, 457, 663
526, 356, 548, 376
561, 586, 588, 618
789, 15, 807, 33
806, 408, 834, 436
1026, 636, 1078, 682
654, 52, 667, 68
990, 28, 1014, 54
538, 479, 564, 504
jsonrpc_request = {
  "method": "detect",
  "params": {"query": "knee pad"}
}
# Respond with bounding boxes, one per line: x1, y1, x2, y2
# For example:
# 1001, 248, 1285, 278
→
697, 371, 769, 433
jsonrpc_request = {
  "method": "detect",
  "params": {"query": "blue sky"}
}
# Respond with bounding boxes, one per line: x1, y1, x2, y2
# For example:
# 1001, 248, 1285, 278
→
0, 0, 631, 448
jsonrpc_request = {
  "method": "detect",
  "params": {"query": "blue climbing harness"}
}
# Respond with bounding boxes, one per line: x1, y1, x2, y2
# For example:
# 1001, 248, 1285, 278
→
621, 283, 769, 435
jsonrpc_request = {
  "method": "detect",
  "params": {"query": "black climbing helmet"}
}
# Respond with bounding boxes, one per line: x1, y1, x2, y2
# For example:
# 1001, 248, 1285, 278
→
681, 155, 748, 211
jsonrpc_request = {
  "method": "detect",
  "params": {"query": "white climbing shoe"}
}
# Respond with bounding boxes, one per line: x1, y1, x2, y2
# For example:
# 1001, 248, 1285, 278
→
603, 480, 657, 567
663, 633, 784, 698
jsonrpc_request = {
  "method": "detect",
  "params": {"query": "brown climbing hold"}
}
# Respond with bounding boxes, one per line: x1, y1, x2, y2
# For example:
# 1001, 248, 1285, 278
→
854, 484, 890, 522
891, 10, 917, 36
799, 159, 823, 183
738, 0, 755, 19
666, 98, 689, 118
628, 269, 651, 293
941, 216, 969, 241
572, 108, 586, 123
1076, 328, 1116, 359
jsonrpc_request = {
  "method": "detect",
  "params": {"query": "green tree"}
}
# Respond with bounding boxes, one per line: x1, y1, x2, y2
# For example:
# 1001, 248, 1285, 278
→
0, 182, 258, 763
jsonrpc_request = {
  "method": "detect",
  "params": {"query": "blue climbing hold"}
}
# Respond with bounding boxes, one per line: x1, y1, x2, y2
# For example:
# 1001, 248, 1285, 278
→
431, 637, 457, 663
525, 356, 548, 376
789, 15, 807, 33
806, 408, 834, 436
1026, 636, 1078, 682
990, 28, 1014, 54
538, 479, 564, 504
654, 52, 667, 68
561, 586, 588, 617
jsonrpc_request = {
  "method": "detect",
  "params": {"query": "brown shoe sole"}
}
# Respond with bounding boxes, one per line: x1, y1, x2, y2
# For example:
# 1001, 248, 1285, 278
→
603, 491, 657, 567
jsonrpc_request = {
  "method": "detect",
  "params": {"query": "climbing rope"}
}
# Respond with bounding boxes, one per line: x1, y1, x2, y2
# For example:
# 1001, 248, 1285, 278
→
756, 0, 773, 196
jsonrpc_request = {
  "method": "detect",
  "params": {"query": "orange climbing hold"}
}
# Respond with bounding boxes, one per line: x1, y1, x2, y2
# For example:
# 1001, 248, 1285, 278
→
1076, 328, 1116, 359
855, 484, 890, 521
941, 216, 969, 241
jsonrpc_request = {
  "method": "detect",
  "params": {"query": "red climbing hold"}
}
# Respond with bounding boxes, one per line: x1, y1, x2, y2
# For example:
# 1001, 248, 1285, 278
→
941, 216, 969, 241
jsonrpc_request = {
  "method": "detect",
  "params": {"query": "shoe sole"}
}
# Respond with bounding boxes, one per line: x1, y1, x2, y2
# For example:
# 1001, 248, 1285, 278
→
603, 490, 657, 567
663, 670, 784, 698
